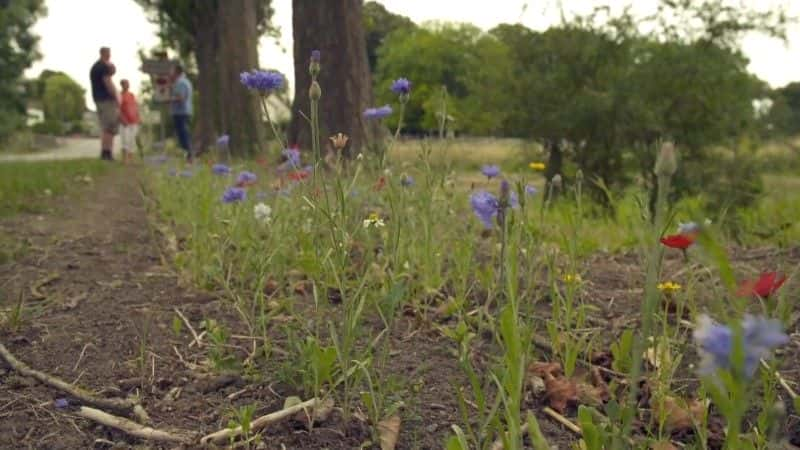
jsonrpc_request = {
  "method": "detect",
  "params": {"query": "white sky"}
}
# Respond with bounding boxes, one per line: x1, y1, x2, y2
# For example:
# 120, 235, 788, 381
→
26, 0, 800, 108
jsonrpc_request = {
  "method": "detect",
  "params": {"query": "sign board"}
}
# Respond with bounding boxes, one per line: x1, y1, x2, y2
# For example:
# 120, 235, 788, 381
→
141, 58, 177, 103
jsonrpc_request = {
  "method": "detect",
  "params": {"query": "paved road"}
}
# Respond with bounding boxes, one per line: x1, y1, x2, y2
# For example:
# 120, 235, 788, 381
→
0, 137, 101, 162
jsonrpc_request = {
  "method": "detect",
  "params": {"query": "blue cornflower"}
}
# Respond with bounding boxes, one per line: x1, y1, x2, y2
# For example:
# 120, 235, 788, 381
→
364, 105, 393, 120
400, 174, 415, 187
222, 187, 247, 204
168, 168, 177, 177
212, 163, 231, 175
283, 148, 300, 166
470, 191, 500, 229
54, 398, 69, 409
391, 78, 411, 95
179, 170, 193, 178
216, 134, 230, 148
240, 70, 284, 92
693, 314, 788, 378
236, 171, 257, 186
525, 184, 538, 196
481, 165, 501, 179
311, 50, 321, 62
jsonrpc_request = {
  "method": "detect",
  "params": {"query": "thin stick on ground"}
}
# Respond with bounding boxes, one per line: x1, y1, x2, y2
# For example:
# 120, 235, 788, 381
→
74, 406, 192, 444
200, 397, 320, 446
173, 307, 202, 347
543, 406, 581, 435
0, 343, 143, 420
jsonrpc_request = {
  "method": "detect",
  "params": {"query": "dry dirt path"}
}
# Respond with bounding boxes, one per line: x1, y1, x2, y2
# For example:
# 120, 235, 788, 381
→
0, 168, 247, 449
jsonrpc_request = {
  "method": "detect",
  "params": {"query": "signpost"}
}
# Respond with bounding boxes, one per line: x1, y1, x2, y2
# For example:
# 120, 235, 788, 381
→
140, 55, 176, 151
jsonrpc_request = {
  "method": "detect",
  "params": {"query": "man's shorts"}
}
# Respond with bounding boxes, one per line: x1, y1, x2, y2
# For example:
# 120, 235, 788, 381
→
96, 100, 119, 135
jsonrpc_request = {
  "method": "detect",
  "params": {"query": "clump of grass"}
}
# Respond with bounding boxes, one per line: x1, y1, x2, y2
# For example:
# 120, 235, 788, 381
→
0, 159, 110, 216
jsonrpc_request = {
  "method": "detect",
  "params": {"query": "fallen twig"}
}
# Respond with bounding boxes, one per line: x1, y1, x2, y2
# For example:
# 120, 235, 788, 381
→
543, 406, 581, 435
200, 397, 320, 446
0, 343, 144, 421
173, 308, 202, 347
75, 406, 192, 443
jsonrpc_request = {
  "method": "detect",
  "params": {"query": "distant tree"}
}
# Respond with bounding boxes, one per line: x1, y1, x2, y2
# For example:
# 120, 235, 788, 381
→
42, 73, 85, 124
135, 0, 274, 156
288, 0, 376, 155
0, 0, 46, 142
375, 23, 513, 135
766, 82, 800, 136
362, 1, 416, 73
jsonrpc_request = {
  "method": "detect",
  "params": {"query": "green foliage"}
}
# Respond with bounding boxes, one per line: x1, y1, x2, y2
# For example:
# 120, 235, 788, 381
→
362, 1, 416, 73
134, 0, 276, 59
374, 23, 513, 135
0, 159, 109, 216
0, 0, 47, 143
42, 73, 85, 125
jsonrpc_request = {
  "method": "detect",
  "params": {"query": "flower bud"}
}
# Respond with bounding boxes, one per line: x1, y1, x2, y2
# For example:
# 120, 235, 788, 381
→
655, 141, 677, 177
309, 50, 321, 78
575, 169, 584, 183
309, 81, 322, 101
551, 174, 562, 189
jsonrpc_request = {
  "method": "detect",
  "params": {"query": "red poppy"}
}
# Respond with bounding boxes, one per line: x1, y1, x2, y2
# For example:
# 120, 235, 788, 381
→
373, 176, 386, 191
288, 170, 310, 181
737, 272, 787, 298
660, 234, 695, 250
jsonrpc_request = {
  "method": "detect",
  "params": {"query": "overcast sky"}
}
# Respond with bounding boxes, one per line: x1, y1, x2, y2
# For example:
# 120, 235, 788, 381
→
26, 0, 800, 108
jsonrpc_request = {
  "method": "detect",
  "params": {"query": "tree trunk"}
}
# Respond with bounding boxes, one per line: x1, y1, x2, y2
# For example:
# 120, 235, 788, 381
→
216, 0, 266, 157
289, 0, 376, 157
192, 2, 221, 156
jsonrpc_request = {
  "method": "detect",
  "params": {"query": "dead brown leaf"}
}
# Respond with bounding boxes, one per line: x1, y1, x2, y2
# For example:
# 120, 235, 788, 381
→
378, 415, 401, 450
543, 374, 578, 413
577, 367, 609, 407
651, 441, 679, 450
656, 395, 707, 433
529, 361, 563, 378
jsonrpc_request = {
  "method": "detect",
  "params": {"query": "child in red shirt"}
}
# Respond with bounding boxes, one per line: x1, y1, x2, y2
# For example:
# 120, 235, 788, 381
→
119, 79, 141, 164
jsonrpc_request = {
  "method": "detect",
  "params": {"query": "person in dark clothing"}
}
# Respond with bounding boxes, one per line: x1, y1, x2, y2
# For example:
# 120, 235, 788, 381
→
90, 47, 119, 160
170, 64, 193, 161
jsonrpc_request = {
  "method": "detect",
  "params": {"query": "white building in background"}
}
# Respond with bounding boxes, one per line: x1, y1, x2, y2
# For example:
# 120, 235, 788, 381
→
26, 107, 44, 126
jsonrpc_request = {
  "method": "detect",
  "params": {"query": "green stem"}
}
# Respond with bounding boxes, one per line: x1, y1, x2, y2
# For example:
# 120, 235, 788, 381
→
383, 102, 406, 169
259, 96, 287, 151
618, 173, 671, 445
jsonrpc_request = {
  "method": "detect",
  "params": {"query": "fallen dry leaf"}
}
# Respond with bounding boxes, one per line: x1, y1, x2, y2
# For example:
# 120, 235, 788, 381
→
293, 397, 335, 428
378, 415, 401, 450
543, 374, 578, 413
576, 367, 609, 407
651, 441, 678, 450
529, 361, 563, 378
656, 395, 707, 433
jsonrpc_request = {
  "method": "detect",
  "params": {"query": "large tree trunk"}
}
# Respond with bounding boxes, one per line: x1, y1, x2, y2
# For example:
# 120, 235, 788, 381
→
216, 0, 266, 157
192, 2, 221, 156
289, 0, 375, 157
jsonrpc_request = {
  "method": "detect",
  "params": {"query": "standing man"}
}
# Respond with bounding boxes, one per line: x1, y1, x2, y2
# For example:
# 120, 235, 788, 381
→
89, 47, 119, 160
170, 64, 193, 161
119, 79, 141, 164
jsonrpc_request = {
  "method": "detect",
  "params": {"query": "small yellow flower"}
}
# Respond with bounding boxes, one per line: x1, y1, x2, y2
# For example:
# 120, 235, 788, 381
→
363, 212, 385, 229
657, 281, 681, 294
563, 273, 582, 284
529, 162, 546, 171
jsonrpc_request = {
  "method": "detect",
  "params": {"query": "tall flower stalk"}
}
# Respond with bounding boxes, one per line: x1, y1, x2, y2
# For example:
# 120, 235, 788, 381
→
617, 141, 676, 444
309, 50, 322, 181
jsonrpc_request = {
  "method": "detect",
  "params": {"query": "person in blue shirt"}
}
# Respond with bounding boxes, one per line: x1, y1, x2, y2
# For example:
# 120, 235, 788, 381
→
170, 64, 193, 160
